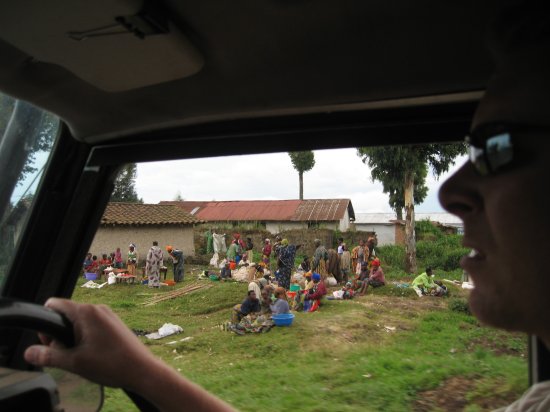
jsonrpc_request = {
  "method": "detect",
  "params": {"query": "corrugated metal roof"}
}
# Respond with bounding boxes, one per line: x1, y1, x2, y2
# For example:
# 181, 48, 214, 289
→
159, 201, 208, 214
195, 200, 301, 221
291, 199, 352, 221
101, 203, 201, 226
354, 212, 463, 226
354, 213, 397, 224
416, 213, 463, 226
163, 199, 353, 222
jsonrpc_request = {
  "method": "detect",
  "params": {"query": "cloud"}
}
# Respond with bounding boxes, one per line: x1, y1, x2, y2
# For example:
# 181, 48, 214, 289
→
135, 148, 467, 213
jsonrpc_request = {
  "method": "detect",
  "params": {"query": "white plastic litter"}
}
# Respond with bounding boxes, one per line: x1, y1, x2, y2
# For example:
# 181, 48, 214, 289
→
327, 276, 338, 286
166, 336, 193, 345
461, 282, 475, 289
146, 323, 184, 340
81, 280, 108, 289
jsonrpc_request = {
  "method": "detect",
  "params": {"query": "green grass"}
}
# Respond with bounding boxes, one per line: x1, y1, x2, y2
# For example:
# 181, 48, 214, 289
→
72, 266, 527, 412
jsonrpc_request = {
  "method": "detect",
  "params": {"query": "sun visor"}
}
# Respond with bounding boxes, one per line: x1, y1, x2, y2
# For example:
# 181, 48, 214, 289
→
0, 0, 204, 92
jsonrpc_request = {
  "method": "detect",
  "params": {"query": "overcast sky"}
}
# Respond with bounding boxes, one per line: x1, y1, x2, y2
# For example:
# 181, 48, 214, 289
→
135, 148, 467, 214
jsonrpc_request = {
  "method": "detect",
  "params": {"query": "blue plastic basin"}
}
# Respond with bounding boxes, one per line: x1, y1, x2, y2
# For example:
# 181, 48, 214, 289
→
272, 313, 295, 326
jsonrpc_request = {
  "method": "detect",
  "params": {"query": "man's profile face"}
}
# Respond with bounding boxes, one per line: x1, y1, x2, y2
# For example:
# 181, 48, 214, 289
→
439, 71, 550, 339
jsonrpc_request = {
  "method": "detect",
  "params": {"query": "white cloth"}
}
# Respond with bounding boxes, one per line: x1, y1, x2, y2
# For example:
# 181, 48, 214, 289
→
332, 290, 344, 299
213, 233, 227, 253
232, 266, 250, 282
247, 281, 262, 300
209, 252, 219, 267
80, 280, 108, 289
494, 381, 550, 411
146, 323, 183, 340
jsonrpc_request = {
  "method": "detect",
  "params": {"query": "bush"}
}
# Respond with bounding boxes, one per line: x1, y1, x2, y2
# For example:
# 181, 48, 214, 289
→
377, 244, 405, 271
416, 219, 443, 241
415, 236, 469, 272
448, 297, 471, 315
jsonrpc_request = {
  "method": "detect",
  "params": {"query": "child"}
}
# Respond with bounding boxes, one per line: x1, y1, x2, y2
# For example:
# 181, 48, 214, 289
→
342, 281, 354, 299
270, 287, 290, 315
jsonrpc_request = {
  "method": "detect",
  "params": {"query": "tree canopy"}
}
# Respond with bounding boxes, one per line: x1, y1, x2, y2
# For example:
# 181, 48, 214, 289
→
357, 143, 466, 272
288, 151, 315, 200
111, 164, 143, 203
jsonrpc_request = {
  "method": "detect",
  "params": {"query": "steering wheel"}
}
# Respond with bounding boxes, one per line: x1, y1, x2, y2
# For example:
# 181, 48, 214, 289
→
0, 298, 158, 411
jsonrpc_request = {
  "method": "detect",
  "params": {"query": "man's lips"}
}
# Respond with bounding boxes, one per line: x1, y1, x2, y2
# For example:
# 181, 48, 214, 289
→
467, 249, 485, 260
460, 248, 486, 275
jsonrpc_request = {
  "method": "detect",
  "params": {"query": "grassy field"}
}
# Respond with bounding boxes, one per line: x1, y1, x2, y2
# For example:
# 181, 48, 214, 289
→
72, 264, 528, 412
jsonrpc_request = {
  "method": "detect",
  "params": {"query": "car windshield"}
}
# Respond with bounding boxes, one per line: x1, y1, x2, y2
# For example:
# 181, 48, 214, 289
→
0, 92, 60, 290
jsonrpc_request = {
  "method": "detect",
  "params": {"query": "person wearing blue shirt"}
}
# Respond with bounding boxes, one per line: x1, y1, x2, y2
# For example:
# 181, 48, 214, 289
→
232, 290, 260, 323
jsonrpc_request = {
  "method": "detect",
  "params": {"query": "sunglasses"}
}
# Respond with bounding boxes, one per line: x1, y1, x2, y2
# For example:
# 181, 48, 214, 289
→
466, 124, 514, 176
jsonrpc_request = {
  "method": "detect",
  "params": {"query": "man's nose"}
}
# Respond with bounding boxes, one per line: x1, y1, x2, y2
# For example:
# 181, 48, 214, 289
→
438, 162, 483, 219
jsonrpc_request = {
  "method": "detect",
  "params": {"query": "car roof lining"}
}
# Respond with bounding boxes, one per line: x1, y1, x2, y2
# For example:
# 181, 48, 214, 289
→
0, 0, 496, 143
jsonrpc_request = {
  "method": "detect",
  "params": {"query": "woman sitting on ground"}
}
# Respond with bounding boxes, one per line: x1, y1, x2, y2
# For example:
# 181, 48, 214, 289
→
353, 261, 369, 291
357, 258, 385, 296
260, 288, 273, 315
270, 287, 290, 315
304, 273, 327, 312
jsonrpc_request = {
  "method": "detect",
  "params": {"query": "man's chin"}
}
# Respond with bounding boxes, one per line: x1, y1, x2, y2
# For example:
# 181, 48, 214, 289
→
469, 292, 521, 331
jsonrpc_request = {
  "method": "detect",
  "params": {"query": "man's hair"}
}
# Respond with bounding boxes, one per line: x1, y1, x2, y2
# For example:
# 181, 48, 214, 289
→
426, 267, 433, 273
247, 290, 255, 296
488, 2, 550, 60
153, 241, 158, 246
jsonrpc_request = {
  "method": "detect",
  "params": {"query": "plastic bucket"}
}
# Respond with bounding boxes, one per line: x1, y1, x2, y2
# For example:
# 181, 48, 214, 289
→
229, 261, 237, 270
287, 291, 297, 299
272, 313, 295, 326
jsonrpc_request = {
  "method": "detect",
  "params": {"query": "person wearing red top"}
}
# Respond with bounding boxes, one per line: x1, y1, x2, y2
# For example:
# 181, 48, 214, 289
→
86, 255, 99, 276
304, 272, 327, 312
358, 258, 385, 296
261, 238, 272, 266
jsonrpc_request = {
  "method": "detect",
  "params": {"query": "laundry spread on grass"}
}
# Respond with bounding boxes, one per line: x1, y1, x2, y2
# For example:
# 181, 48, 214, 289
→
145, 323, 184, 340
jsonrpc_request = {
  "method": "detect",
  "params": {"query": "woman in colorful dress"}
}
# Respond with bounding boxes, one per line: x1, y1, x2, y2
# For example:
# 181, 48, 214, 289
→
261, 238, 272, 267
276, 239, 300, 290
146, 241, 164, 288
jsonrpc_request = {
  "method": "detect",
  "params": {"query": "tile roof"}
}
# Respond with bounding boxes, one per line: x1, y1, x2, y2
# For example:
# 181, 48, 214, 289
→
159, 201, 208, 214
164, 199, 353, 222
101, 203, 201, 226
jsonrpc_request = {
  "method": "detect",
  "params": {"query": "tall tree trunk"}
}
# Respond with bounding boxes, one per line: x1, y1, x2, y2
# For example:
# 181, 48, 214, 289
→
404, 171, 417, 273
299, 171, 304, 200
396, 208, 403, 220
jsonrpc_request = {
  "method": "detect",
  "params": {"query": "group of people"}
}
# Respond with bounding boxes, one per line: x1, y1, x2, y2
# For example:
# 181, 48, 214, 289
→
226, 233, 254, 264
82, 244, 137, 278
230, 269, 329, 332
83, 241, 185, 287
141, 242, 186, 287
24, 4, 550, 410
